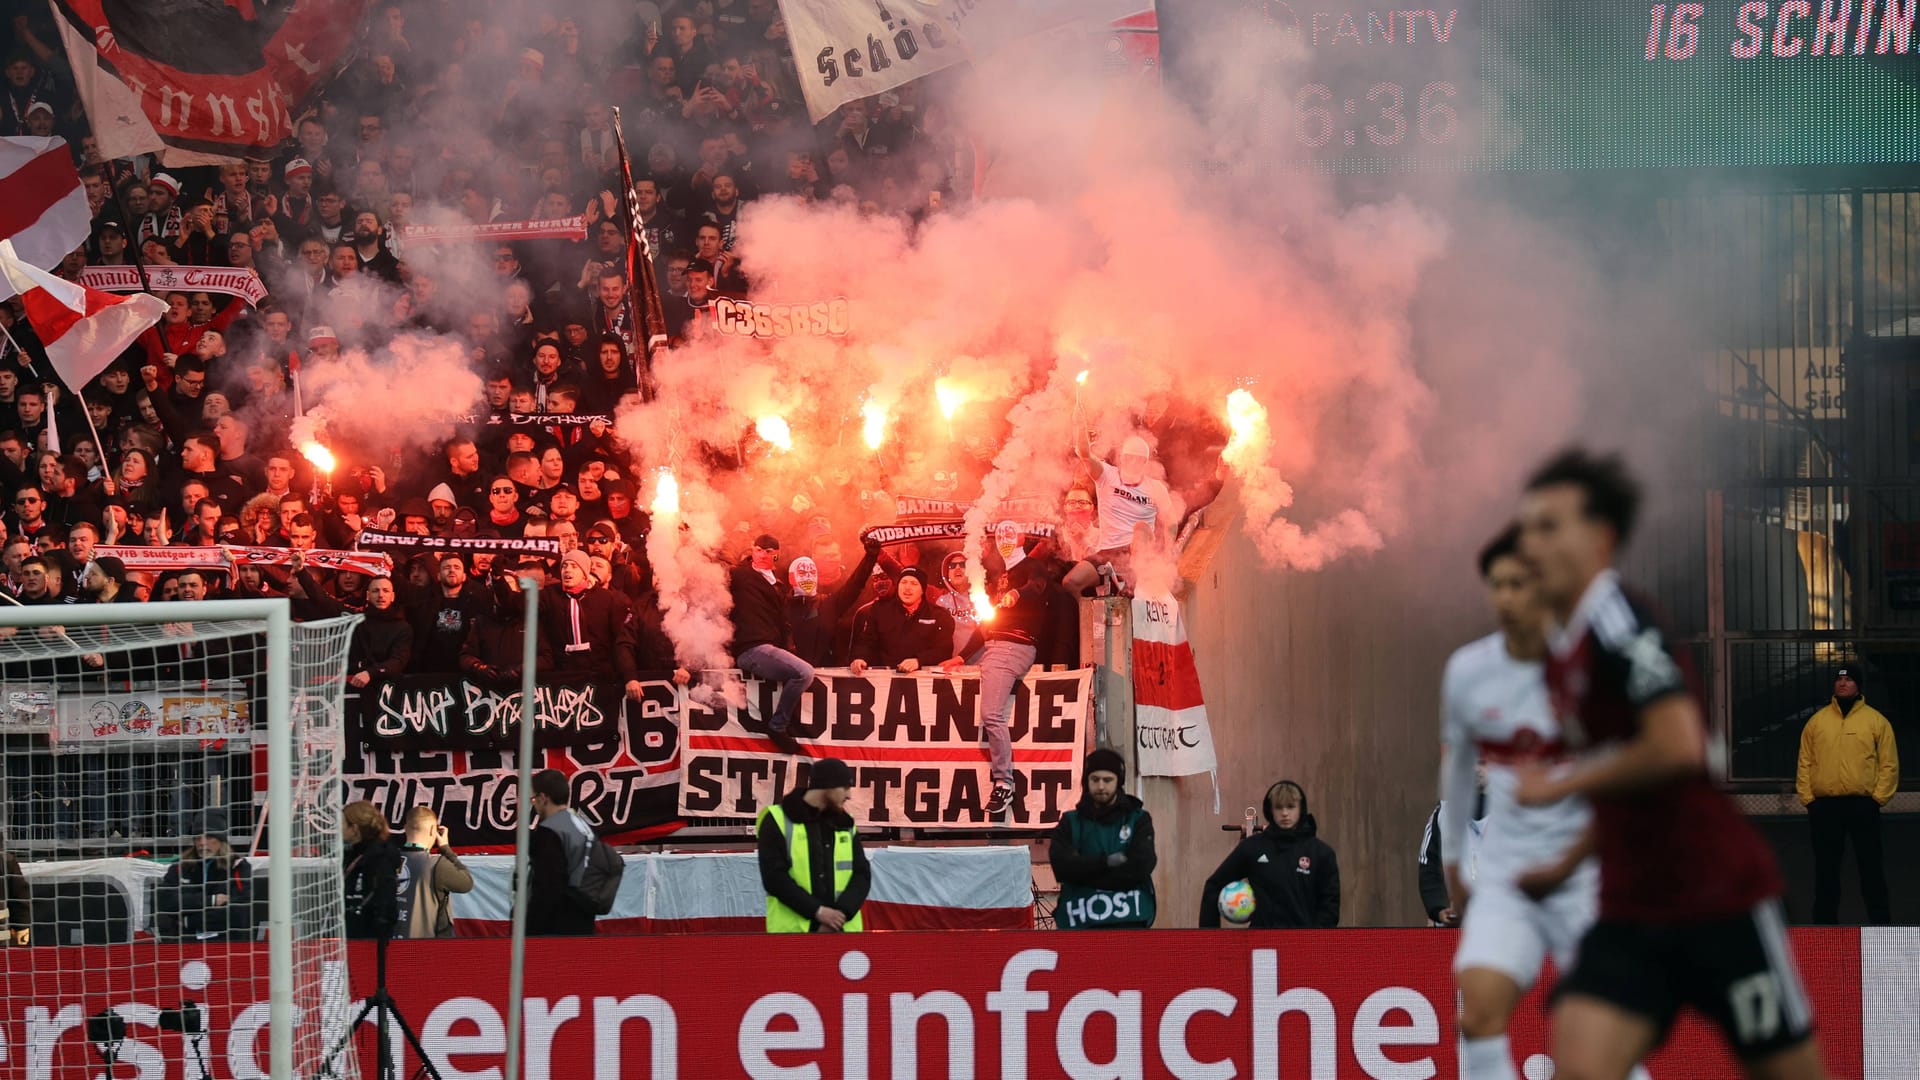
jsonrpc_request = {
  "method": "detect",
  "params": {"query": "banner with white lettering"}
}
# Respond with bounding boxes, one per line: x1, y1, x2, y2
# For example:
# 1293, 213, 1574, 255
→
707, 296, 849, 338
354, 529, 561, 559
779, 0, 1151, 120
341, 674, 682, 847
1131, 592, 1219, 806
52, 0, 369, 161
97, 544, 392, 578
678, 668, 1090, 828
79, 265, 268, 307
399, 216, 588, 245
351, 675, 628, 752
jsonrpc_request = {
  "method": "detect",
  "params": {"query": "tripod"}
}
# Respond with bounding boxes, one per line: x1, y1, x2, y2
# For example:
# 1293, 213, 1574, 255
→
318, 935, 444, 1080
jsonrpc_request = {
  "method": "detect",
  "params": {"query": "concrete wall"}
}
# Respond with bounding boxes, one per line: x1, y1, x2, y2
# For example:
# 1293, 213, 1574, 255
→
1136, 487, 1486, 928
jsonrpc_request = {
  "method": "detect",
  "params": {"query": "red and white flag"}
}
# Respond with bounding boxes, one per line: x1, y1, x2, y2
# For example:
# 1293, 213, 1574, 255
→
1131, 591, 1221, 809
0, 239, 166, 390
0, 136, 91, 272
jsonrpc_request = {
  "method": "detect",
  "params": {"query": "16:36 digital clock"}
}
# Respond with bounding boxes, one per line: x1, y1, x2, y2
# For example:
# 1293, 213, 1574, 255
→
1288, 82, 1463, 148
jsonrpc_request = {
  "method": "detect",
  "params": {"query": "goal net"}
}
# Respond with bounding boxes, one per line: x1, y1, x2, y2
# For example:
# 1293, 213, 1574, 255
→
0, 599, 359, 1080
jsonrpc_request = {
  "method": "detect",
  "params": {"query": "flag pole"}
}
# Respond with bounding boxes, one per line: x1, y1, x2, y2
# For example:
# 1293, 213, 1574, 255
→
610, 106, 669, 402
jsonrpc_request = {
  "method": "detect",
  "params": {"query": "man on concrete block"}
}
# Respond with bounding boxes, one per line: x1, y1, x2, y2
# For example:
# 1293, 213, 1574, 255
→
730, 533, 814, 733
756, 758, 871, 933
1199, 779, 1341, 928
1049, 748, 1157, 929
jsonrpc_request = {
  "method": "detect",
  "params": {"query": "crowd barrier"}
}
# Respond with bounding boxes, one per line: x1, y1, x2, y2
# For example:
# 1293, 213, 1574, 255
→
6, 928, 1910, 1078
16, 847, 1034, 941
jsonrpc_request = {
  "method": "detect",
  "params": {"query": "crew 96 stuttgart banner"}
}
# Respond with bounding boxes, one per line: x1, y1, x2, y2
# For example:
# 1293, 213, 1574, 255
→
679, 669, 1091, 828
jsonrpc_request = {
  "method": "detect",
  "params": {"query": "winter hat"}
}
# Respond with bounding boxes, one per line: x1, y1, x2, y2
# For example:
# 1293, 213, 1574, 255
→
285, 158, 313, 179
560, 548, 593, 578
89, 556, 128, 586
1084, 747, 1126, 788
193, 808, 230, 839
426, 483, 457, 507
150, 173, 181, 196
1120, 435, 1152, 459
808, 758, 855, 791
307, 325, 338, 345
586, 519, 618, 540
895, 565, 927, 587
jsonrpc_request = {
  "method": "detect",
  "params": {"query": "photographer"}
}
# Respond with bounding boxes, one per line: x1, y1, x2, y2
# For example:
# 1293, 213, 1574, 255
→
155, 811, 260, 941
341, 801, 403, 940
396, 806, 473, 939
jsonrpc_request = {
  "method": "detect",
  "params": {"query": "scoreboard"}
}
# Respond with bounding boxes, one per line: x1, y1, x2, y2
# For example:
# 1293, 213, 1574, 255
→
1154, 0, 1920, 170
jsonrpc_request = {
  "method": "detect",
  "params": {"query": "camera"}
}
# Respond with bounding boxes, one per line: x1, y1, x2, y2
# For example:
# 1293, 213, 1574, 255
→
86, 1010, 126, 1046
159, 1001, 203, 1035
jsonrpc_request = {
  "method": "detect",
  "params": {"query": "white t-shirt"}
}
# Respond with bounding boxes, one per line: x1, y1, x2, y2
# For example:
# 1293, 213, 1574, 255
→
1439, 632, 1590, 888
1094, 461, 1174, 552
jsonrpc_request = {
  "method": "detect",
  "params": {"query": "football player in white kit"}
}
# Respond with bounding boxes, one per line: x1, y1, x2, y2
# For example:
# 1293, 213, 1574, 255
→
1439, 525, 1650, 1080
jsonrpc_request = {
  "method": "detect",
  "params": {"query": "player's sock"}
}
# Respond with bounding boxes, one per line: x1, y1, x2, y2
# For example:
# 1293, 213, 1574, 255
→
1460, 1034, 1518, 1080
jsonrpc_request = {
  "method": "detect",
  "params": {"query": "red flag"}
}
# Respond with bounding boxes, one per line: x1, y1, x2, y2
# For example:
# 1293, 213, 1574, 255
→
0, 240, 166, 390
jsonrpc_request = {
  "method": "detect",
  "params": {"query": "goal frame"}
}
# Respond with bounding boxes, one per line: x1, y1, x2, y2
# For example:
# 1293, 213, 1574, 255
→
0, 597, 297, 1078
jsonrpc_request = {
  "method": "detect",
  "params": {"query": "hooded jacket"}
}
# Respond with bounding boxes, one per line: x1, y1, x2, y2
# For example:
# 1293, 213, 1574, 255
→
1199, 782, 1340, 929
461, 579, 556, 685
729, 559, 791, 656
1049, 790, 1158, 929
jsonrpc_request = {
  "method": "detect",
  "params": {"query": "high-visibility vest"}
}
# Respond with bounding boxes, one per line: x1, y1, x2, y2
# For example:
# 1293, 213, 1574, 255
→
757, 803, 864, 933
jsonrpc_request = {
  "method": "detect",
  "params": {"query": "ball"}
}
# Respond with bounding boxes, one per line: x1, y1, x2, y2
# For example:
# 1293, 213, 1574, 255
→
1218, 879, 1255, 924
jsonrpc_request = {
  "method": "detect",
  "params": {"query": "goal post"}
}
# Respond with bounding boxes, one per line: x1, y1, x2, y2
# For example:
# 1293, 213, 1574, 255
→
0, 598, 358, 1080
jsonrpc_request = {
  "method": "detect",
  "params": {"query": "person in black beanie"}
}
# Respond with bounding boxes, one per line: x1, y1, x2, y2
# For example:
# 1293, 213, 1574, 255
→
755, 758, 871, 933
1049, 748, 1157, 929
1199, 779, 1341, 929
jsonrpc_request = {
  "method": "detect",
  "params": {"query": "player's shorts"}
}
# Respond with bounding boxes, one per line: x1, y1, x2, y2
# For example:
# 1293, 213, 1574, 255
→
1556, 898, 1814, 1061
1452, 872, 1597, 988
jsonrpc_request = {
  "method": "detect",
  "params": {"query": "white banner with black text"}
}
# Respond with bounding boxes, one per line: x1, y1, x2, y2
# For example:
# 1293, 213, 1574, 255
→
678, 668, 1090, 828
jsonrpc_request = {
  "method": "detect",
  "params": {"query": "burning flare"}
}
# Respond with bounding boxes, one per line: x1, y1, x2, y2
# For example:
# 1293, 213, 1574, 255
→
971, 587, 997, 623
934, 378, 967, 420
1075, 369, 1089, 386
755, 414, 792, 452
1224, 388, 1268, 462
300, 442, 336, 473
861, 402, 888, 450
652, 468, 680, 516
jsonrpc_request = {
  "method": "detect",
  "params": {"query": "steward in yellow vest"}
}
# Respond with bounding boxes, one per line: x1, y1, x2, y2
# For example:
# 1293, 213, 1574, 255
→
754, 758, 870, 933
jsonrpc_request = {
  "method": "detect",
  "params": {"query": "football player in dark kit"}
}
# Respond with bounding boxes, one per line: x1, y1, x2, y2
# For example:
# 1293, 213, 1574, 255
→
1512, 449, 1826, 1080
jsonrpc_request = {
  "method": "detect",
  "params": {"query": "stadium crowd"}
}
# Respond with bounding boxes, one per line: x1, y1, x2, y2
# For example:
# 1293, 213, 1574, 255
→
0, 1, 1226, 695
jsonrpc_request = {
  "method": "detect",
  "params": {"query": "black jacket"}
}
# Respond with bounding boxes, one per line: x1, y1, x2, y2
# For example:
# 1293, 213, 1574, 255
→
788, 546, 880, 667
1199, 789, 1340, 929
156, 856, 261, 940
854, 596, 957, 668
1048, 792, 1158, 892
2, 851, 28, 943
408, 582, 490, 674
1418, 803, 1450, 923
349, 606, 413, 679
343, 838, 404, 939
540, 584, 642, 681
528, 811, 598, 936
755, 791, 871, 931
729, 561, 791, 656
964, 547, 1052, 651
461, 586, 555, 686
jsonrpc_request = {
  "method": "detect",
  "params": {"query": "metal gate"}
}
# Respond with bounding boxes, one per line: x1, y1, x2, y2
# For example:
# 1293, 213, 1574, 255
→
1645, 188, 1920, 790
